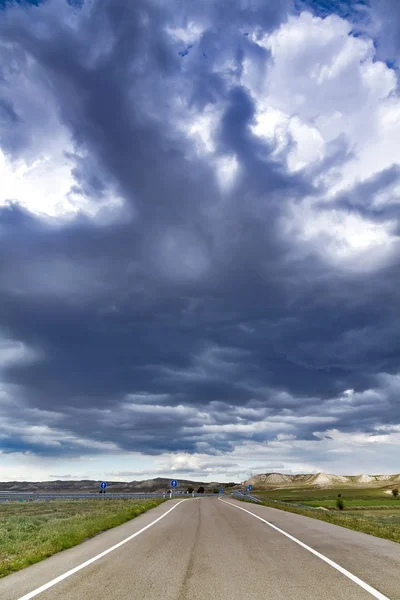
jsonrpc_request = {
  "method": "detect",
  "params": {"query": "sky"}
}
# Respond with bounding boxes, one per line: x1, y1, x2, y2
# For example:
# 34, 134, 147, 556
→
0, 0, 400, 483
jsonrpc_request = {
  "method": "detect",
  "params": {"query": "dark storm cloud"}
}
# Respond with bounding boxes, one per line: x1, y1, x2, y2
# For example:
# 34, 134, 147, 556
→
294, 0, 370, 21
319, 165, 400, 224
0, 0, 400, 459
0, 93, 27, 156
0, 97, 20, 124
368, 0, 400, 66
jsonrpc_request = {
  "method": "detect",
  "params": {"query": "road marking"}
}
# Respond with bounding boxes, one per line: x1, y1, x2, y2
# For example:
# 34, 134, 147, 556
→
219, 499, 389, 600
17, 500, 186, 600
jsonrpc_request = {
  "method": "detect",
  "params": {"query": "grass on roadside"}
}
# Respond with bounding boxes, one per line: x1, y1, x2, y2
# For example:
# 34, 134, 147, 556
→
254, 486, 396, 502
302, 499, 400, 508
0, 498, 165, 578
244, 496, 400, 545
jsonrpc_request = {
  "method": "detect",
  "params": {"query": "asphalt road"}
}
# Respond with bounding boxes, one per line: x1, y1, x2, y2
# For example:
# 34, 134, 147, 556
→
1, 497, 400, 600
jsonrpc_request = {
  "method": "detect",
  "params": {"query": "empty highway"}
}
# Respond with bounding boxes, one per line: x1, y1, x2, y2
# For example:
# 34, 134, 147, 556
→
1, 497, 400, 600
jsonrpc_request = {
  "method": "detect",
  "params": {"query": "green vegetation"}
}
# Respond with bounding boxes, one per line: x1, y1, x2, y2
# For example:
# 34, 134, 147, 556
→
254, 486, 395, 502
0, 498, 165, 578
336, 497, 344, 510
249, 487, 400, 544
393, 488, 399, 497
254, 486, 400, 509
301, 499, 400, 508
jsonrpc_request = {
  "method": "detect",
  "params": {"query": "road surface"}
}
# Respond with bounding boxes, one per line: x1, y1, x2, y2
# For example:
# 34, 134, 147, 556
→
1, 497, 400, 600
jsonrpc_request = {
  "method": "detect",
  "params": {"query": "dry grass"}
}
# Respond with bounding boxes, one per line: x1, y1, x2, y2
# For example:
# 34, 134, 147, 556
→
0, 498, 165, 578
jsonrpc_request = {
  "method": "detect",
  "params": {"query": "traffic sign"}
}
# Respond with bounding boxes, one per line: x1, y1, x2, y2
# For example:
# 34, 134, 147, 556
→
248, 484, 253, 491
170, 479, 178, 488
100, 482, 107, 490
219, 488, 223, 494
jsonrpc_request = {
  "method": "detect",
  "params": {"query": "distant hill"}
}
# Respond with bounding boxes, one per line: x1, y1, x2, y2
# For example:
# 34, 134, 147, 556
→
245, 472, 400, 490
4, 472, 400, 493
0, 478, 237, 493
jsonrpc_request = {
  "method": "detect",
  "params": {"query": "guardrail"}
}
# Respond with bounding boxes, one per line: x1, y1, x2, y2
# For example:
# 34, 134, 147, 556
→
231, 491, 262, 503
230, 492, 327, 511
0, 492, 166, 500
0, 491, 224, 502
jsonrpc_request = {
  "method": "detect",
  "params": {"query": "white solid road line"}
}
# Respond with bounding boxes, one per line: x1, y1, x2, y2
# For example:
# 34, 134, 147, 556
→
17, 500, 186, 600
219, 499, 389, 600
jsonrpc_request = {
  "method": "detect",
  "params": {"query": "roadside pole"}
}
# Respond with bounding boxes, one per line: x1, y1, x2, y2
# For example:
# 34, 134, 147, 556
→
170, 479, 178, 499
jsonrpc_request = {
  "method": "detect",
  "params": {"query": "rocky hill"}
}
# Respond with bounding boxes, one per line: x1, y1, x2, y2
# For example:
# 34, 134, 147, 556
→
245, 472, 400, 490
0, 477, 235, 493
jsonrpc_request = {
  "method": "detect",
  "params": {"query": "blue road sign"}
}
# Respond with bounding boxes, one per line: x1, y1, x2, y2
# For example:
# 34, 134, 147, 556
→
170, 479, 178, 488
219, 488, 223, 494
100, 482, 107, 490
248, 484, 253, 491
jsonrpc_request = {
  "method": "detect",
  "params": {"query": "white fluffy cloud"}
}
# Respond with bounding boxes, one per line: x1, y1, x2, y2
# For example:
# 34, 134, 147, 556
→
171, 10, 400, 272
0, 43, 125, 223
246, 11, 400, 269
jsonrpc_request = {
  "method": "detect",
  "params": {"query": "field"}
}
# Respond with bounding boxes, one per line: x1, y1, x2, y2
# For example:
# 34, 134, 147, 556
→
302, 499, 400, 508
251, 486, 400, 544
0, 498, 165, 578
254, 486, 397, 501
255, 487, 400, 508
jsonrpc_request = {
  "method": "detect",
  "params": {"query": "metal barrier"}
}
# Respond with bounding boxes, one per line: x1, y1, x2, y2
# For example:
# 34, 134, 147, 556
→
231, 491, 262, 503
0, 491, 224, 502
231, 492, 326, 511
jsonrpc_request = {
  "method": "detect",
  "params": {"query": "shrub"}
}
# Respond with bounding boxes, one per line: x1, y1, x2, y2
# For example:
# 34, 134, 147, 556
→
187, 487, 194, 494
197, 486, 205, 494
392, 488, 399, 498
336, 498, 344, 510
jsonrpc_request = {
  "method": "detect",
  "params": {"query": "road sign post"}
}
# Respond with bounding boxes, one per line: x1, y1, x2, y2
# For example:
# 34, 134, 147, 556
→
100, 482, 107, 497
247, 484, 253, 492
170, 480, 178, 499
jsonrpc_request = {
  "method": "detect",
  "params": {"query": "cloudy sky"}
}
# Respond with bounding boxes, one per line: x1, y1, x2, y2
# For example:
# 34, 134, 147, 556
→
1, 0, 400, 483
